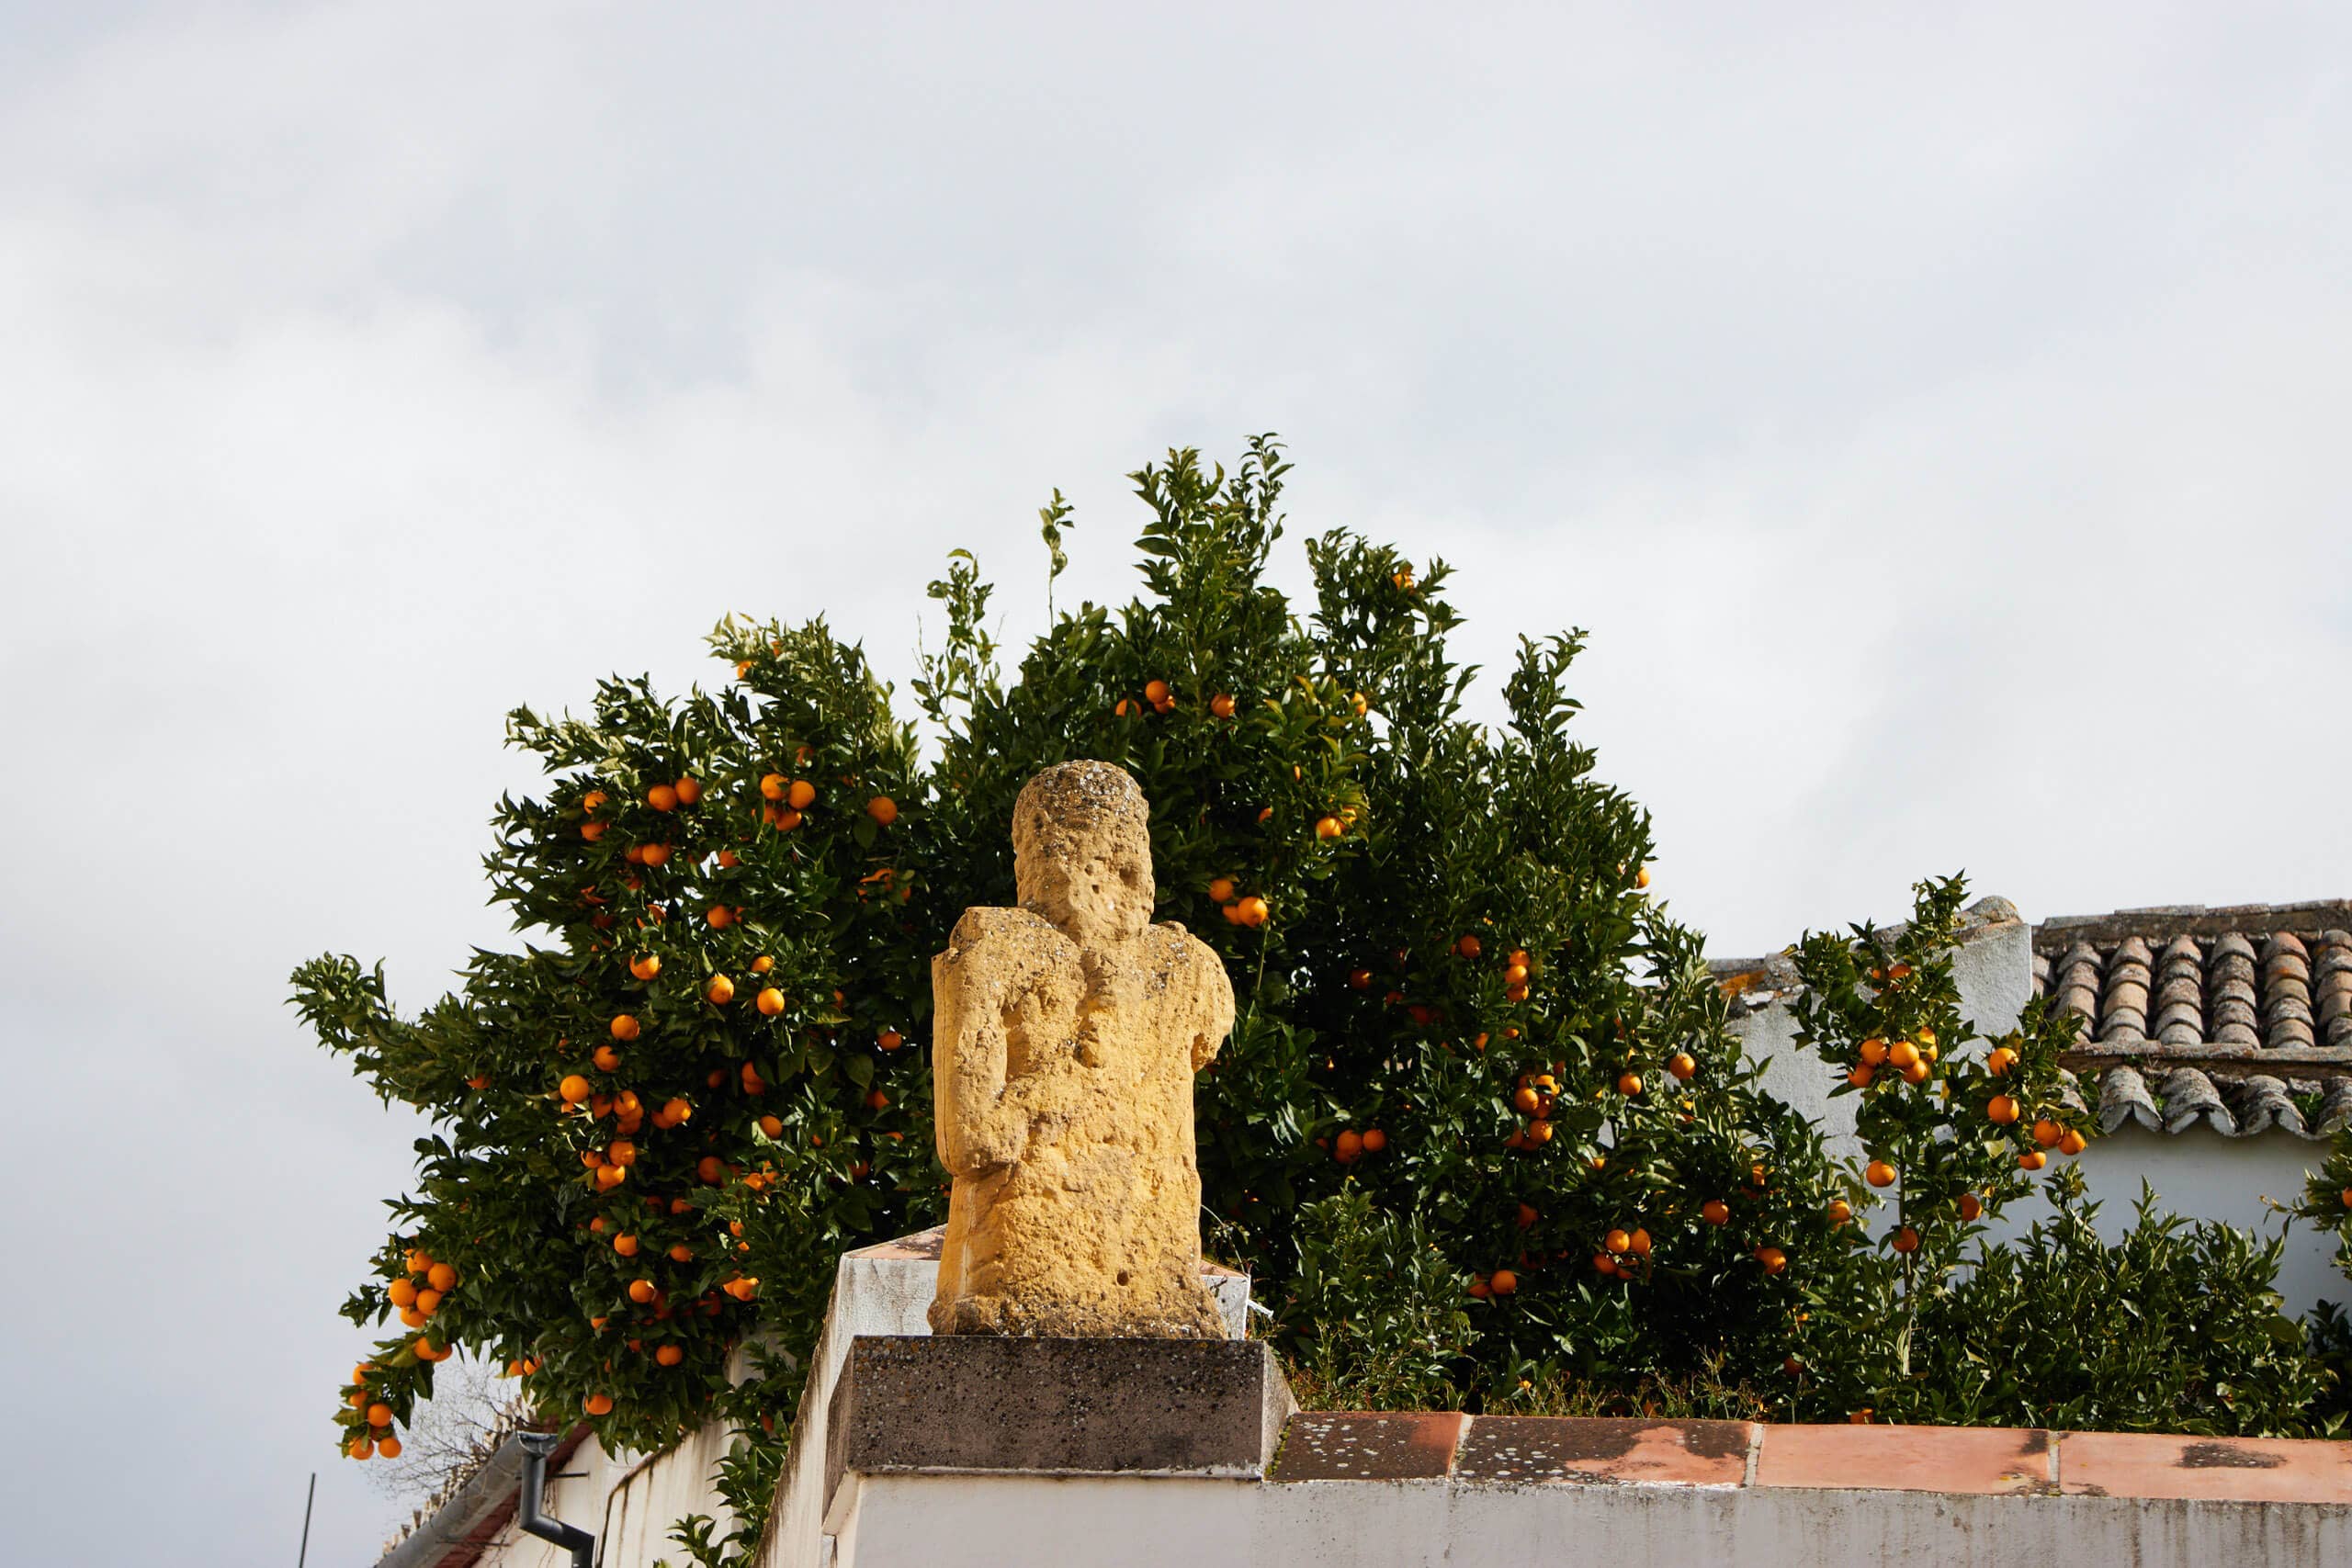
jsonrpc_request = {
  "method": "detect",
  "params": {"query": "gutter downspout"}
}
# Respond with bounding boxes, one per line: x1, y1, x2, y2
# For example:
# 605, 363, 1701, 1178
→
518, 1431, 597, 1568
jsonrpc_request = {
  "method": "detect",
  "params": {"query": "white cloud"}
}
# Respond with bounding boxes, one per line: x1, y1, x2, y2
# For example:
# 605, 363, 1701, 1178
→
2, 4, 2347, 1559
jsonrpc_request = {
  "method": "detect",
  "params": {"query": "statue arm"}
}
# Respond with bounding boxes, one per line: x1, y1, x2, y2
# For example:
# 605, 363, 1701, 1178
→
932, 935, 1034, 1177
1187, 936, 1237, 1073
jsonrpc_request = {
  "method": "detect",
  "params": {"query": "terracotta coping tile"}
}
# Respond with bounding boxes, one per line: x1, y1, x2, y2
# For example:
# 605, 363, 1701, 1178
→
1754, 1424, 2054, 1495
1456, 1417, 1755, 1488
1271, 1412, 1467, 1482
2056, 1431, 2352, 1504
849, 1227, 946, 1260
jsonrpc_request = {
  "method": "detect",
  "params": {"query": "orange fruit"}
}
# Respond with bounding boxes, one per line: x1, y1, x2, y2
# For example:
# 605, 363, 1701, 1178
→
1210, 694, 1236, 718
1361, 1128, 1387, 1153
367, 1402, 393, 1427
1826, 1199, 1852, 1226
750, 955, 774, 975
628, 1280, 656, 1304
2032, 1119, 2063, 1149
1859, 1038, 1888, 1066
581, 820, 607, 841
1617, 1072, 1643, 1097
1513, 1086, 1540, 1114
1334, 1129, 1363, 1164
674, 776, 702, 807
639, 843, 672, 867
697, 1156, 724, 1183
1634, 865, 1651, 889
1668, 1053, 1696, 1081
655, 1344, 684, 1367
614, 1234, 639, 1258
609, 1014, 641, 1043
1755, 1246, 1787, 1274
785, 779, 816, 810
608, 1140, 637, 1168
1848, 1064, 1875, 1089
1207, 877, 1236, 903
1701, 1200, 1730, 1225
647, 784, 679, 812
1454, 933, 1482, 959
707, 975, 736, 1006
377, 1436, 402, 1458
1628, 1227, 1653, 1257
878, 1028, 904, 1052
1348, 968, 1373, 990
594, 1166, 627, 1190
1591, 1254, 1616, 1277
707, 904, 733, 930
867, 795, 899, 826
1901, 1061, 1930, 1085
559, 1074, 592, 1104
756, 987, 786, 1017
760, 773, 787, 800
414, 1288, 444, 1315
388, 1278, 417, 1308
584, 1393, 615, 1416
348, 1438, 374, 1460
1526, 1119, 1555, 1145
668, 1243, 693, 1263
1517, 1203, 1540, 1229
1865, 1161, 1896, 1188
1314, 816, 1343, 840
1487, 1268, 1519, 1296
1986, 1095, 2019, 1124
740, 1062, 766, 1094
1959, 1192, 1983, 1222
1986, 1046, 2017, 1076
1144, 679, 1170, 704
426, 1262, 456, 1292
1237, 897, 1270, 928
1891, 1226, 1919, 1254
2058, 1129, 2087, 1156
1887, 1041, 1920, 1069
629, 954, 661, 981
1605, 1228, 1632, 1255
594, 1045, 622, 1072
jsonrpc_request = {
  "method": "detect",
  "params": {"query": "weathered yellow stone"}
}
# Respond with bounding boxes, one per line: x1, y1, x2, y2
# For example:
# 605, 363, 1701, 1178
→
929, 760, 1235, 1337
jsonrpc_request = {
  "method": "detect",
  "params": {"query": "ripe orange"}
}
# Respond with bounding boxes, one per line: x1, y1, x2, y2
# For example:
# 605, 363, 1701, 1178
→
348, 1438, 374, 1461
366, 1402, 392, 1427
1361, 1128, 1387, 1153
674, 776, 703, 807
1488, 1268, 1519, 1296
1849, 1064, 1875, 1088
1144, 679, 1170, 704
647, 784, 679, 812
559, 1074, 592, 1104
1591, 1254, 1616, 1277
1865, 1161, 1896, 1189
1755, 1246, 1787, 1274
668, 1244, 693, 1263
1512, 1086, 1540, 1114
426, 1262, 456, 1292
756, 987, 786, 1017
2058, 1129, 2087, 1156
593, 1045, 622, 1072
610, 1015, 641, 1043
1826, 1199, 1852, 1226
580, 820, 608, 842
2019, 1149, 2048, 1170
1959, 1192, 1983, 1222
1617, 1072, 1643, 1097
1668, 1053, 1696, 1081
706, 904, 734, 930
639, 843, 672, 867
1517, 1203, 1540, 1229
867, 795, 899, 825
629, 954, 661, 981
608, 1140, 637, 1168
585, 1393, 615, 1416
1859, 1037, 1888, 1066
876, 1028, 905, 1053
1237, 896, 1270, 928
655, 1344, 684, 1367
1628, 1227, 1653, 1257
865, 1089, 889, 1111
740, 1062, 766, 1094
628, 1280, 656, 1304
2031, 1119, 2062, 1149
1527, 1119, 1555, 1145
760, 773, 787, 800
1314, 816, 1342, 840
388, 1278, 417, 1308
697, 1156, 724, 1183
707, 975, 736, 1006
1892, 1226, 1919, 1254
377, 1436, 402, 1459
1205, 877, 1236, 904
1986, 1095, 2019, 1124
1986, 1046, 2017, 1076
594, 1166, 627, 1190
1888, 1041, 1920, 1069
1334, 1129, 1363, 1164
1701, 1200, 1730, 1225
1605, 1227, 1632, 1255
1210, 694, 1236, 718
614, 1234, 639, 1258
1901, 1061, 1930, 1085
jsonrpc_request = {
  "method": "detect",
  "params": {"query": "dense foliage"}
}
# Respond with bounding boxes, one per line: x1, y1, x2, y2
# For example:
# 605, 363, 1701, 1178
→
301, 438, 2341, 1559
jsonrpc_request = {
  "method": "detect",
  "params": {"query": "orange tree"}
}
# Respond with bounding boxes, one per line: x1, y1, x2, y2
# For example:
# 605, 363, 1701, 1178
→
300, 439, 1930, 1506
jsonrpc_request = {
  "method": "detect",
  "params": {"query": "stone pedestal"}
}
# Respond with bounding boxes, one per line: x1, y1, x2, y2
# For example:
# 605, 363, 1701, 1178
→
821, 1336, 1295, 1534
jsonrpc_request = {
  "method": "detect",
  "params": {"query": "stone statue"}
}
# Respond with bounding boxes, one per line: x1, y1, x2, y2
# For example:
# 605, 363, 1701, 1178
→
929, 760, 1236, 1337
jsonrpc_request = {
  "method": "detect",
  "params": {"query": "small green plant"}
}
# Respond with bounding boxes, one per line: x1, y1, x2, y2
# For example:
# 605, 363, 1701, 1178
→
1279, 1184, 1475, 1410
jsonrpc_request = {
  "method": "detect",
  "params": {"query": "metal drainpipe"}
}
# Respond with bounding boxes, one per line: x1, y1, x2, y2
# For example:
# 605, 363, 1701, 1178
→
516, 1431, 597, 1568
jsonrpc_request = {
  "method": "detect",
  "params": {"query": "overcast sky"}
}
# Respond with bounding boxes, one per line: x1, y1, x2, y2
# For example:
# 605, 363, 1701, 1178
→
4, 5, 2347, 1562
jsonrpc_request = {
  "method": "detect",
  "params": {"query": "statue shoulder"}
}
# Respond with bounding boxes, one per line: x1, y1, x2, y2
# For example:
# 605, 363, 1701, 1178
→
1152, 920, 1235, 987
941, 906, 1073, 970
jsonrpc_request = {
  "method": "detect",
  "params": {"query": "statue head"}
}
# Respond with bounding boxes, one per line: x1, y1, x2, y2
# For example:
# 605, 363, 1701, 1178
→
1012, 761, 1154, 944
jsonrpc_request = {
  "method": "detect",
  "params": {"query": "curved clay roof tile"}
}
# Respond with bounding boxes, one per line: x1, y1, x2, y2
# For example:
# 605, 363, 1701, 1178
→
2229, 1076, 2304, 1138
2156, 1068, 2233, 1135
2317, 1077, 2352, 1137
2211, 931, 2257, 964
2097, 1066, 2159, 1134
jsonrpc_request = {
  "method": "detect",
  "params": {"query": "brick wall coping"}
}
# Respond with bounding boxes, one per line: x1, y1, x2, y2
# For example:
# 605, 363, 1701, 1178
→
1268, 1412, 2352, 1506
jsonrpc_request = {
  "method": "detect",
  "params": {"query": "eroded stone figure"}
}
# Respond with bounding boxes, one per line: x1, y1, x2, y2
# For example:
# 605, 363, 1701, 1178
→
928, 760, 1235, 1337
